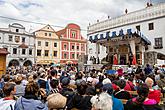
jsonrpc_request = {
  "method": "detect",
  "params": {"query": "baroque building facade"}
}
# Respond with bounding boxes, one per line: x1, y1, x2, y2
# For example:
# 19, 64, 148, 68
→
35, 25, 60, 65
57, 23, 87, 64
0, 23, 35, 67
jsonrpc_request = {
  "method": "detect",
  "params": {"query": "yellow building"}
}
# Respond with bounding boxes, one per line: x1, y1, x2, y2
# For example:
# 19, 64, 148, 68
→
35, 25, 60, 65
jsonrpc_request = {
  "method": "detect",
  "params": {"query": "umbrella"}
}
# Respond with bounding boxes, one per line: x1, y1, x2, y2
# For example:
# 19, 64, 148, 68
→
113, 54, 118, 65
132, 55, 137, 65
106, 70, 116, 75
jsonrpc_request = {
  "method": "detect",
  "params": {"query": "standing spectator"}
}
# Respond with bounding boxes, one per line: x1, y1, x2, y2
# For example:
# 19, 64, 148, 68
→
15, 75, 25, 97
144, 64, 152, 75
14, 81, 48, 110
67, 80, 92, 110
0, 82, 16, 110
127, 65, 133, 74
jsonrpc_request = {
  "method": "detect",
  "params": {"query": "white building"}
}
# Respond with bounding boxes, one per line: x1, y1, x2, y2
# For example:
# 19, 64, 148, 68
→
87, 3, 165, 65
0, 23, 35, 67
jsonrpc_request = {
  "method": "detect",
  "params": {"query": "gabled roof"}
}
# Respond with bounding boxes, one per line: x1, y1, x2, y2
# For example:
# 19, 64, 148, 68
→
34, 24, 56, 33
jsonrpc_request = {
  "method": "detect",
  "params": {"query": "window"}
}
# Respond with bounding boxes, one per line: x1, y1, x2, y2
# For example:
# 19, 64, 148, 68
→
89, 48, 92, 54
64, 44, 67, 50
136, 25, 140, 31
45, 33, 47, 36
72, 54, 75, 59
9, 35, 13, 42
155, 37, 163, 48
49, 33, 51, 36
81, 44, 85, 51
45, 42, 49, 46
77, 54, 79, 58
72, 32, 76, 38
22, 49, 26, 55
149, 23, 154, 30
77, 46, 79, 50
29, 49, 32, 55
54, 43, 57, 47
72, 45, 75, 50
16, 29, 19, 32
13, 48, 17, 54
37, 50, 41, 56
45, 50, 49, 56
38, 41, 41, 46
47, 27, 49, 29
64, 53, 67, 59
53, 51, 57, 57
22, 37, 25, 43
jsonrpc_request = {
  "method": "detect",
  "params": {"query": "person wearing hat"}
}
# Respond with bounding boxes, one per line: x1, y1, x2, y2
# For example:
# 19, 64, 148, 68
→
15, 75, 25, 97
60, 77, 75, 105
102, 83, 124, 110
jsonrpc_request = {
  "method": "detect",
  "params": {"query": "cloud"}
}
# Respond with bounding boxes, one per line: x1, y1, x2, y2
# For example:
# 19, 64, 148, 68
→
0, 0, 164, 37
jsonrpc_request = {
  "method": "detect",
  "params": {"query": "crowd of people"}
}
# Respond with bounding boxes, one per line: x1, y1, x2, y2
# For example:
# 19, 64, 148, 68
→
0, 64, 164, 110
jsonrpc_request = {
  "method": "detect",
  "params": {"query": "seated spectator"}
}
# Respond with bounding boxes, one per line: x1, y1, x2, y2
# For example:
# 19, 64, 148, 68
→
0, 82, 16, 110
91, 87, 113, 110
145, 77, 161, 103
14, 81, 48, 110
102, 83, 124, 110
114, 79, 131, 100
124, 75, 135, 91
126, 84, 161, 110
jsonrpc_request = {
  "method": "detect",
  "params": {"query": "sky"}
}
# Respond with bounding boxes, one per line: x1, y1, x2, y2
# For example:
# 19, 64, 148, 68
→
0, 0, 164, 37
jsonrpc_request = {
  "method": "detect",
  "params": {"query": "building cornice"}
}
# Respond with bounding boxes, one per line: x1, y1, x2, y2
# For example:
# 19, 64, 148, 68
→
60, 38, 87, 43
88, 3, 165, 35
36, 36, 60, 41
0, 30, 34, 37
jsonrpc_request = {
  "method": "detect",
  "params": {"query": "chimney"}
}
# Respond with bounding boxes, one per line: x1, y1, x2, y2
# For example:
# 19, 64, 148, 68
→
147, 2, 150, 7
125, 9, 128, 14
97, 20, 99, 22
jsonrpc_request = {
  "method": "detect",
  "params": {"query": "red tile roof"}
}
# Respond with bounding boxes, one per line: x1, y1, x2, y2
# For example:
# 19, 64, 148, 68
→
0, 48, 10, 55
18, 43, 28, 48
56, 28, 66, 37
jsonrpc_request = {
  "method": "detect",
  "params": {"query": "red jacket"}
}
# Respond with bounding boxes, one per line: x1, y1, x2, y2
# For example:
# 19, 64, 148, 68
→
124, 81, 135, 91
148, 89, 161, 103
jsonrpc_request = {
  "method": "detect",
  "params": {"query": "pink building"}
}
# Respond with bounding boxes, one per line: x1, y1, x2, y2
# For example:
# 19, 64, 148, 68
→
57, 23, 87, 64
